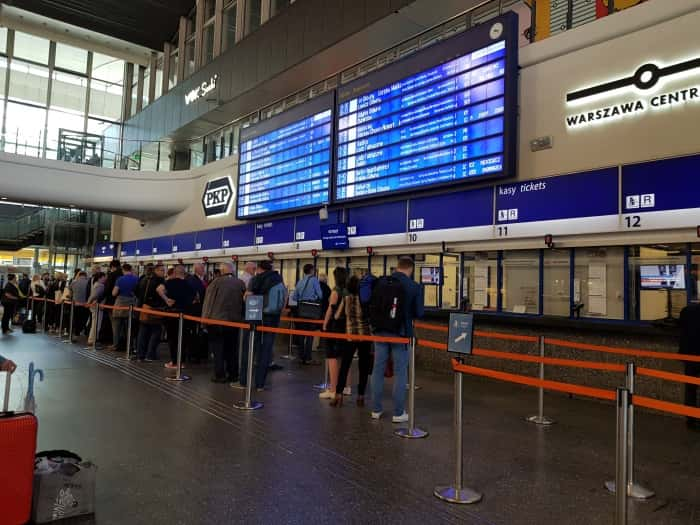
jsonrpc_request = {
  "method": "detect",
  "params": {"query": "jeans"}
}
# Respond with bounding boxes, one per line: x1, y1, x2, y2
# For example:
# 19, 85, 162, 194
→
297, 322, 315, 362
88, 306, 103, 344
111, 316, 128, 350
72, 306, 90, 337
336, 341, 373, 396
241, 315, 280, 389
371, 339, 408, 416
210, 327, 240, 381
137, 322, 162, 360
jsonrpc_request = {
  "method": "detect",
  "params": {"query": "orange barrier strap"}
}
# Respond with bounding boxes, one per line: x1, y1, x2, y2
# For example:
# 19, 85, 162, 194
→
634, 395, 700, 420
418, 339, 447, 351
182, 315, 248, 330
452, 359, 616, 401
545, 337, 700, 363
132, 307, 181, 320
638, 367, 700, 386
472, 348, 627, 372
280, 316, 325, 326
99, 304, 131, 312
257, 324, 409, 344
414, 321, 538, 343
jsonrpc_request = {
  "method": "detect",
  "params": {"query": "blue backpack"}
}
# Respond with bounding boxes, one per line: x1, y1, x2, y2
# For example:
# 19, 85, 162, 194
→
359, 274, 377, 305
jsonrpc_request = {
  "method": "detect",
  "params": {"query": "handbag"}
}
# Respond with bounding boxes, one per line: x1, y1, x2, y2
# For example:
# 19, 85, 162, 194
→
138, 304, 162, 324
297, 277, 323, 320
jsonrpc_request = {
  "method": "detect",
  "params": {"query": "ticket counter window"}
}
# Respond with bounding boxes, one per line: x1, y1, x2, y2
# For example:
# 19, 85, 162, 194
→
502, 250, 540, 314
370, 256, 384, 278
462, 252, 498, 311
280, 259, 297, 299
690, 247, 700, 303
574, 247, 624, 319
326, 258, 347, 289
441, 254, 460, 310
629, 245, 688, 320
348, 257, 369, 280
414, 254, 439, 308
543, 249, 570, 316
385, 256, 399, 275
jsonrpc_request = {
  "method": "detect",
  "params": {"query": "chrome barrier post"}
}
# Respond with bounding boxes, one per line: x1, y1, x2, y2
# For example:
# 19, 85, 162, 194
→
166, 313, 191, 382
605, 363, 655, 499
281, 319, 295, 360
234, 323, 263, 410
92, 305, 100, 351
313, 357, 330, 390
396, 336, 428, 439
63, 302, 75, 343
117, 305, 135, 361
58, 301, 65, 339
42, 299, 47, 333
613, 387, 630, 525
526, 335, 554, 425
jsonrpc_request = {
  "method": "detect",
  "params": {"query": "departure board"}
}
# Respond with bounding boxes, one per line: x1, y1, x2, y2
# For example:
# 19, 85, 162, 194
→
335, 14, 517, 202
236, 94, 333, 219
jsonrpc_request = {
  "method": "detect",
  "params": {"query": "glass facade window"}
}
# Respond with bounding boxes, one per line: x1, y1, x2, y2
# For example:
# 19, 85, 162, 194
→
47, 109, 87, 159
502, 250, 540, 314
0, 27, 7, 55
13, 31, 49, 64
154, 57, 164, 100
246, 0, 263, 34
543, 249, 570, 316
51, 71, 88, 114
0, 56, 7, 98
88, 78, 123, 121
8, 60, 49, 106
54, 43, 88, 73
4, 102, 46, 157
629, 245, 688, 321
91, 53, 124, 84
223, 1, 238, 51
185, 37, 196, 77
142, 67, 151, 108
168, 51, 178, 89
202, 23, 215, 65
204, 0, 217, 21
463, 252, 498, 311
574, 247, 625, 320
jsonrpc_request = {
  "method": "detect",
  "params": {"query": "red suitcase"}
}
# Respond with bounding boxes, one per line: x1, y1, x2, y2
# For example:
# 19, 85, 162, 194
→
0, 370, 38, 525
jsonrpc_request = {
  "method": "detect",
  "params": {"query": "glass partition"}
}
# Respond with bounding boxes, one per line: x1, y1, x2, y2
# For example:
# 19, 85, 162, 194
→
502, 250, 540, 314
574, 246, 624, 320
463, 252, 497, 311
543, 249, 570, 316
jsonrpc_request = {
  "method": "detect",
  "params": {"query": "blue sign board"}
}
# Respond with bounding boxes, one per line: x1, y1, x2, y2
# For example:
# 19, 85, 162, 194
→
255, 217, 295, 245
295, 213, 322, 242
152, 237, 172, 255
195, 229, 223, 251
172, 232, 196, 253
335, 13, 518, 203
222, 224, 254, 249
409, 187, 493, 230
237, 93, 333, 219
347, 201, 408, 236
93, 241, 115, 258
622, 154, 700, 213
447, 312, 474, 355
321, 224, 349, 250
245, 295, 264, 321
135, 239, 152, 256
120, 241, 137, 257
495, 168, 619, 224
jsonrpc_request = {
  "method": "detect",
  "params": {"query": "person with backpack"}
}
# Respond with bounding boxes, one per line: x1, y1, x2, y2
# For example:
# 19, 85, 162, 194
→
292, 264, 323, 364
319, 267, 350, 400
240, 260, 286, 391
368, 257, 424, 422
330, 274, 374, 407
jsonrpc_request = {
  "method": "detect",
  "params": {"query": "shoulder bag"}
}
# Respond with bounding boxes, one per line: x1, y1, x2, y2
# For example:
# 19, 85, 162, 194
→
297, 277, 323, 320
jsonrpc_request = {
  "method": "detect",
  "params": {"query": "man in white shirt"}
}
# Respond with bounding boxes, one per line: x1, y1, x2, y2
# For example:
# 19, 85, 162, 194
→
240, 262, 256, 290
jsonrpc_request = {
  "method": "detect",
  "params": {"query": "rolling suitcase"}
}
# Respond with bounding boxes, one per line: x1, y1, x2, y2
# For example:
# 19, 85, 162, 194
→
0, 370, 38, 525
23, 309, 37, 334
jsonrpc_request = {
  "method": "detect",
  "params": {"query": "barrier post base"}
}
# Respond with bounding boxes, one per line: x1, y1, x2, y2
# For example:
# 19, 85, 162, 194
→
116, 355, 137, 362
525, 415, 555, 426
604, 481, 655, 500
165, 375, 191, 382
233, 401, 263, 411
433, 486, 483, 504
313, 382, 329, 390
394, 427, 428, 439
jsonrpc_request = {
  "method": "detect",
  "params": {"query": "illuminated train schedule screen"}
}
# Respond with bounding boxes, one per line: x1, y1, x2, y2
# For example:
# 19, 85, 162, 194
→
335, 15, 517, 202
236, 95, 333, 219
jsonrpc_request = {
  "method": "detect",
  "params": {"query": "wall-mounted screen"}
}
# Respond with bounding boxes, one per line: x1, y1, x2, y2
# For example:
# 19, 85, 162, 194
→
640, 264, 686, 290
421, 266, 441, 285
236, 93, 333, 219
321, 223, 349, 250
335, 13, 517, 203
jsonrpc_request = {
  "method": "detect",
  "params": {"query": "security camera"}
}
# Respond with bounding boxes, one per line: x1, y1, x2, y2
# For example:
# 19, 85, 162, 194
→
140, 220, 146, 228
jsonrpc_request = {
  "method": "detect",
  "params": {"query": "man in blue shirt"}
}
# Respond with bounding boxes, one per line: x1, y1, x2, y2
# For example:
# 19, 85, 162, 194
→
370, 257, 424, 423
109, 264, 139, 352
292, 264, 323, 364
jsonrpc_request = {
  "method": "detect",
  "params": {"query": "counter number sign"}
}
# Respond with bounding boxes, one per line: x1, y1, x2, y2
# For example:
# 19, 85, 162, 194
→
447, 313, 474, 355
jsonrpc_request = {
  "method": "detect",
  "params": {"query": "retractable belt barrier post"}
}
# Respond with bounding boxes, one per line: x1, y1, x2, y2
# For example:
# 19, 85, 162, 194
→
42, 298, 48, 333
281, 318, 295, 361
605, 363, 655, 500
526, 336, 555, 426
166, 312, 191, 382
434, 362, 482, 504
614, 387, 631, 525
63, 301, 74, 344
234, 322, 263, 411
314, 359, 330, 391
117, 305, 135, 361
395, 335, 428, 439
92, 304, 99, 351
57, 300, 65, 339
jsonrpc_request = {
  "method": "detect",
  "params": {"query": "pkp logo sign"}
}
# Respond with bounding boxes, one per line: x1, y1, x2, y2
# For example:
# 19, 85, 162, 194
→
202, 177, 233, 218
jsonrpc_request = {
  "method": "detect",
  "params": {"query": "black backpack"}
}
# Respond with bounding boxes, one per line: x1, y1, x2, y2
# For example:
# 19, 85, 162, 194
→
369, 276, 405, 334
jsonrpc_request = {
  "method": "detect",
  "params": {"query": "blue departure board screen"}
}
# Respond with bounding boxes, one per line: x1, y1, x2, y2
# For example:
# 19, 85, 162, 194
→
236, 94, 333, 219
335, 14, 517, 202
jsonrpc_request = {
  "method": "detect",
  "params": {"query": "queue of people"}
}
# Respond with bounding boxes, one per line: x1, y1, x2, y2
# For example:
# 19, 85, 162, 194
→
1, 256, 427, 422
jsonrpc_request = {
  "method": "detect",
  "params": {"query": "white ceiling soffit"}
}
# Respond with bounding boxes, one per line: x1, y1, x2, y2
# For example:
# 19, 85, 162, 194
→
0, 5, 152, 66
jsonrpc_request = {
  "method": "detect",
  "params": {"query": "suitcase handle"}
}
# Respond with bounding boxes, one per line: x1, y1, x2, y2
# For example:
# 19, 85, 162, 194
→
2, 369, 11, 412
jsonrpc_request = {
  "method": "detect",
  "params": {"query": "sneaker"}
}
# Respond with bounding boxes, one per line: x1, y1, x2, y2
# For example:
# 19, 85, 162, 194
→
164, 362, 178, 369
392, 412, 409, 423
318, 389, 334, 399
371, 411, 383, 420
342, 387, 352, 396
